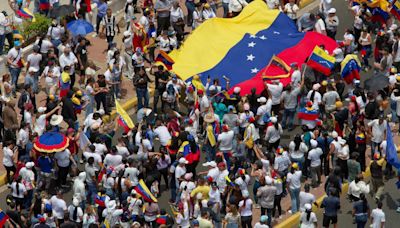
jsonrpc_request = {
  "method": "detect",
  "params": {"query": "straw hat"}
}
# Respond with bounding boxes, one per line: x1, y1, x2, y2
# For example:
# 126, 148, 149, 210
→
50, 115, 63, 126
204, 112, 215, 123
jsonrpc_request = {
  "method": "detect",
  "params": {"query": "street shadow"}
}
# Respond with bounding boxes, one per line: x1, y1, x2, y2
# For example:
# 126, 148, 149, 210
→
385, 193, 398, 210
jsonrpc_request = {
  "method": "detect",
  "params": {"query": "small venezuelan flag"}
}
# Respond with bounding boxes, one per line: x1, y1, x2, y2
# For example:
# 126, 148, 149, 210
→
297, 107, 319, 121
134, 179, 158, 203
155, 50, 175, 70
156, 215, 168, 225
115, 99, 135, 133
307, 46, 335, 76
341, 54, 361, 84
0, 210, 9, 227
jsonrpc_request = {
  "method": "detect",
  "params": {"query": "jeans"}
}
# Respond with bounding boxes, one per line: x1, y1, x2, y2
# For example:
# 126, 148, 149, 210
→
370, 141, 381, 159
282, 108, 296, 129
203, 144, 216, 162
222, 150, 231, 170
9, 67, 22, 93
33, 71, 40, 93
289, 187, 300, 213
260, 207, 273, 227
222, 2, 229, 18
0, 34, 5, 55
136, 88, 149, 110
24, 190, 33, 209
185, 1, 195, 26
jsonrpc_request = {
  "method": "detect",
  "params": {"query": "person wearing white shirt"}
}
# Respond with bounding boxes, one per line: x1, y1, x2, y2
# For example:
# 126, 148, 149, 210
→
83, 146, 103, 170
319, 0, 332, 15
287, 165, 302, 213
104, 147, 123, 168
228, 0, 248, 17
239, 105, 254, 129
59, 47, 78, 86
47, 22, 65, 47
264, 117, 283, 149
11, 177, 27, 210
93, 141, 108, 157
266, 0, 280, 9
238, 192, 253, 226
54, 149, 74, 187
218, 127, 234, 152
367, 117, 387, 156
50, 191, 68, 221
266, 81, 283, 115
371, 202, 385, 228
307, 84, 322, 110
154, 123, 172, 147
308, 139, 323, 187
42, 63, 61, 94
348, 176, 370, 201
68, 198, 84, 223
314, 14, 326, 35
299, 184, 316, 212
202, 4, 216, 20
284, 0, 300, 21
175, 158, 188, 188
256, 97, 272, 127
192, 3, 203, 29
3, 142, 17, 185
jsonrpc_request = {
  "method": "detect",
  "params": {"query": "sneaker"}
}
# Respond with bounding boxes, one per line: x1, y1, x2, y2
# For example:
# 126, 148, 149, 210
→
288, 210, 293, 214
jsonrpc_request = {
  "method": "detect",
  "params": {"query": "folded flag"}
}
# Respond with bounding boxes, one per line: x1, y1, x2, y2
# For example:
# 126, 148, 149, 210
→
178, 141, 201, 164
356, 133, 366, 144
307, 46, 335, 76
155, 50, 174, 70
262, 55, 291, 80
134, 179, 158, 203
297, 107, 319, 121
95, 193, 107, 208
0, 210, 9, 227
341, 54, 361, 84
115, 99, 135, 133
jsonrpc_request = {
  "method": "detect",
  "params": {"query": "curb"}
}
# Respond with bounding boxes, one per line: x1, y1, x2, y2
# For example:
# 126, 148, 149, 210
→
276, 167, 372, 228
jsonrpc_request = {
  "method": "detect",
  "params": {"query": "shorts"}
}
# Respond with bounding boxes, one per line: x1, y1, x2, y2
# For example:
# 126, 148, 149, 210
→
323, 214, 337, 227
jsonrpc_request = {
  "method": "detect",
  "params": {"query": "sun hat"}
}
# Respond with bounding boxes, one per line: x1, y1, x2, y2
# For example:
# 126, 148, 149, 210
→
50, 115, 63, 126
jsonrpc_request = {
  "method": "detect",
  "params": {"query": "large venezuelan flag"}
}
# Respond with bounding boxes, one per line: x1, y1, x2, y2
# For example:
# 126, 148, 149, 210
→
134, 179, 158, 203
391, 0, 400, 20
170, 0, 337, 95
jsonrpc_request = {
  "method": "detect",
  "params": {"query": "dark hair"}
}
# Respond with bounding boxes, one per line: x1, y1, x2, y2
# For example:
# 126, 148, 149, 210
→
359, 193, 368, 212
294, 134, 302, 151
304, 183, 310, 192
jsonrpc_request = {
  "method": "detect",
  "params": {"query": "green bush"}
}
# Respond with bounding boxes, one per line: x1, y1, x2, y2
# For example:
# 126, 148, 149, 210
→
20, 14, 52, 41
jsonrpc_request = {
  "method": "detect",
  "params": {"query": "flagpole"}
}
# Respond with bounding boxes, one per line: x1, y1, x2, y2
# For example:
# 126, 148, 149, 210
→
262, 55, 275, 77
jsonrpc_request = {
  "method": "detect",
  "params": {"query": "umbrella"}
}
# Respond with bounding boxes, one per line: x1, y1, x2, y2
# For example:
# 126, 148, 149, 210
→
34, 132, 70, 153
49, 5, 76, 19
364, 73, 389, 92
67, 19, 94, 36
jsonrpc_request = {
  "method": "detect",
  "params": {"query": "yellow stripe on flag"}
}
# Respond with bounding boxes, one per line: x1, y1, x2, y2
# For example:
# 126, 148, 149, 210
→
169, 0, 280, 80
312, 46, 335, 63
115, 99, 135, 129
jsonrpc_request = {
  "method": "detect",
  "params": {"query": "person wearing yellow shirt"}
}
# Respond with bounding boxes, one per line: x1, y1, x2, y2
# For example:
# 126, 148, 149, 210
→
190, 178, 210, 200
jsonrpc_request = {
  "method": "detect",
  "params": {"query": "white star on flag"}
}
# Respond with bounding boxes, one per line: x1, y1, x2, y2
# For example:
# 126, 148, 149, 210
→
259, 35, 267, 40
273, 31, 280, 35
248, 42, 256, 47
251, 68, 259, 73
247, 54, 255, 61
250, 35, 257, 38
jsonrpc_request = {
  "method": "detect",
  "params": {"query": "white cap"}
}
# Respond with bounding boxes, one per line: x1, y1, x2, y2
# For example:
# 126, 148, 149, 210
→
310, 139, 318, 148
242, 191, 249, 198
233, 87, 241, 93
38, 107, 47, 113
127, 0, 133, 3
25, 162, 34, 168
328, 8, 336, 14
331, 131, 338, 138
97, 109, 105, 115
354, 79, 360, 84
203, 161, 217, 167
265, 176, 273, 185
131, 189, 137, 195
73, 198, 80, 207
304, 203, 312, 210
257, 97, 267, 103
313, 83, 321, 90
390, 24, 398, 30
179, 157, 189, 164
339, 137, 346, 145
270, 116, 277, 123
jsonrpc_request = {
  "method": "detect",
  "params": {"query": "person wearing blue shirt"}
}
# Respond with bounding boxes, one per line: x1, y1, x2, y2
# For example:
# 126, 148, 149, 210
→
317, 131, 333, 176
37, 154, 54, 190
96, 0, 108, 34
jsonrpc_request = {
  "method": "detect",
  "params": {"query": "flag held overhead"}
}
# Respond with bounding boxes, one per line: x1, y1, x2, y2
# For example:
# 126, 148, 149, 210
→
307, 46, 335, 76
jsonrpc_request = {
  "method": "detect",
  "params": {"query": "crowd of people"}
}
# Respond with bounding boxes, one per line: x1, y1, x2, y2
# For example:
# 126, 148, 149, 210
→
0, 0, 400, 228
